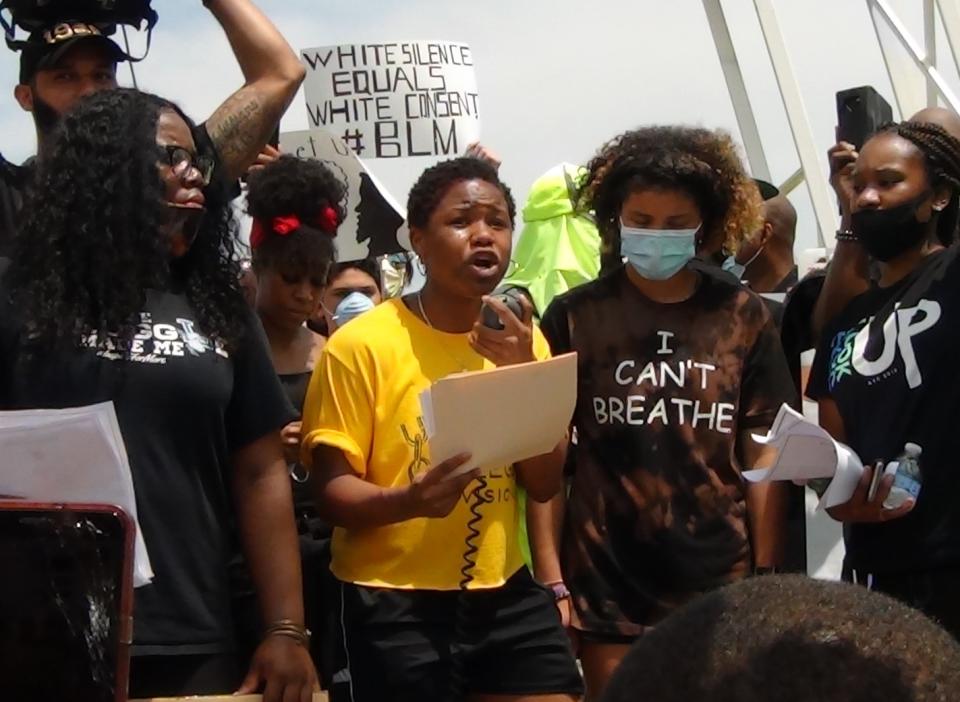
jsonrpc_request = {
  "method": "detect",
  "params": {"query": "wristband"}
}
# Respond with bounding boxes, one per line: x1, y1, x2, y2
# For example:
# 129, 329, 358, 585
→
835, 229, 859, 243
264, 619, 311, 647
545, 581, 571, 601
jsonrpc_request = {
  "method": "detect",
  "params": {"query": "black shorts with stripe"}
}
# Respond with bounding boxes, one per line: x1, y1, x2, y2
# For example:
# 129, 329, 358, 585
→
328, 567, 583, 702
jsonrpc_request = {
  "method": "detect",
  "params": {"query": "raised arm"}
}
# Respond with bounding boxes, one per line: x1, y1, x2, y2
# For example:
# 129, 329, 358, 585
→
203, 0, 306, 181
811, 141, 871, 339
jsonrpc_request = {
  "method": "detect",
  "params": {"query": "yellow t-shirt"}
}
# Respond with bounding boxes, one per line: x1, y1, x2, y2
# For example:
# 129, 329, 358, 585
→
301, 298, 551, 590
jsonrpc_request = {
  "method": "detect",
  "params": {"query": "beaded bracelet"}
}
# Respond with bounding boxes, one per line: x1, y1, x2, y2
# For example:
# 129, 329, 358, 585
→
835, 229, 859, 243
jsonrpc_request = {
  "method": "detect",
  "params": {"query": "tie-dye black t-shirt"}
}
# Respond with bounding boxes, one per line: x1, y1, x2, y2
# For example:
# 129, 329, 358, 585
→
541, 266, 794, 637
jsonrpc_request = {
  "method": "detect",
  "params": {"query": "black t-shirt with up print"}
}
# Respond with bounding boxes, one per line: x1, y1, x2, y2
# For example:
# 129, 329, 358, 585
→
541, 266, 794, 636
808, 245, 960, 574
0, 289, 296, 655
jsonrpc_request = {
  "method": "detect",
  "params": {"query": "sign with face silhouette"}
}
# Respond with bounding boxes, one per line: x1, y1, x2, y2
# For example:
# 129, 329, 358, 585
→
280, 128, 409, 261
299, 41, 481, 160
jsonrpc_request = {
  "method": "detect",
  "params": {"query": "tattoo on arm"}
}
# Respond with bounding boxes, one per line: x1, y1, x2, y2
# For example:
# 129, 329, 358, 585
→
206, 86, 279, 183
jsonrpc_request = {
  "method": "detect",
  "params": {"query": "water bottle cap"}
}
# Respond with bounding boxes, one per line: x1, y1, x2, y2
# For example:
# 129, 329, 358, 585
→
904, 442, 922, 456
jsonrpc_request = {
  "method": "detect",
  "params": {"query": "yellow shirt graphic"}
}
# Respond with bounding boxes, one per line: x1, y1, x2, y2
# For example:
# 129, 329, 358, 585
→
301, 298, 551, 590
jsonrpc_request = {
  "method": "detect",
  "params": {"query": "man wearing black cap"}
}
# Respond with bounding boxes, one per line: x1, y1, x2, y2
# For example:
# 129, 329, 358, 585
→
725, 183, 800, 295
0, 0, 305, 256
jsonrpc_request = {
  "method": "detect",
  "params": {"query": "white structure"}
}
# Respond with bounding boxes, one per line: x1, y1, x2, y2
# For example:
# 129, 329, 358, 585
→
704, 0, 960, 248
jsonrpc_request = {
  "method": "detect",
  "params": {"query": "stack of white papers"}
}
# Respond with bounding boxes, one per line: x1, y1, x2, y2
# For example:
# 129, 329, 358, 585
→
743, 403, 865, 510
420, 353, 578, 478
0, 402, 153, 586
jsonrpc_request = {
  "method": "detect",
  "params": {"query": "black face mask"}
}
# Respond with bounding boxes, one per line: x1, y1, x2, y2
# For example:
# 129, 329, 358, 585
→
851, 193, 933, 262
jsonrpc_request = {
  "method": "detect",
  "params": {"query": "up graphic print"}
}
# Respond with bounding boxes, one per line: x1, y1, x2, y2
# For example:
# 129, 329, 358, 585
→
828, 300, 941, 391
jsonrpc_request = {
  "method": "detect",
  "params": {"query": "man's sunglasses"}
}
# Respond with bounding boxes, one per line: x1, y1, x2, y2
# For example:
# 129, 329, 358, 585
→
159, 145, 214, 186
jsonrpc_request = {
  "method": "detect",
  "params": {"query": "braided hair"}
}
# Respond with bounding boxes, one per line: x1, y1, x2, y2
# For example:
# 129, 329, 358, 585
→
879, 121, 960, 246
578, 126, 763, 274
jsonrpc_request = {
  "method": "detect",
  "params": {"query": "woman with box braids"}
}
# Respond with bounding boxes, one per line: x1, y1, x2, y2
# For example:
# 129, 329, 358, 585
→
808, 119, 960, 640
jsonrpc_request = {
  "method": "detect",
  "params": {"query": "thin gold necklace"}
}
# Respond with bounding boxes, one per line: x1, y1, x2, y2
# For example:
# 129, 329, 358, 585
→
416, 291, 473, 372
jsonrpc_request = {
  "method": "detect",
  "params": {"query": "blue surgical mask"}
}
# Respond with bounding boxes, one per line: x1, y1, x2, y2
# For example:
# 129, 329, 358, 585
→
722, 256, 746, 280
620, 222, 699, 280
721, 245, 764, 281
333, 291, 376, 327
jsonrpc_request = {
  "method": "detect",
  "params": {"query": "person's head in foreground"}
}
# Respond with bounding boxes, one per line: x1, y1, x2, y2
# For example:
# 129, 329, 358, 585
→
601, 575, 960, 702
581, 125, 762, 279
9, 87, 249, 350
407, 156, 517, 328
246, 154, 343, 335
851, 121, 960, 258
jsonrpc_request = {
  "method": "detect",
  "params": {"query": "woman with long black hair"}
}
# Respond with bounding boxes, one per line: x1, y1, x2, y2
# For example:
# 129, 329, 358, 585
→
0, 88, 315, 701
809, 121, 960, 639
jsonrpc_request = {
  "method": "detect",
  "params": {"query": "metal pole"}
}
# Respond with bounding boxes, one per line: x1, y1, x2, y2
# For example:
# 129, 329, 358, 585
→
935, 0, 960, 75
867, 0, 918, 117
752, 0, 837, 246
925, 0, 938, 107
702, 0, 772, 181
871, 0, 960, 113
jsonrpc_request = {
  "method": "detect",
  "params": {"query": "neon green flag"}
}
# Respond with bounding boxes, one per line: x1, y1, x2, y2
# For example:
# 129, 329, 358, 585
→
505, 163, 601, 315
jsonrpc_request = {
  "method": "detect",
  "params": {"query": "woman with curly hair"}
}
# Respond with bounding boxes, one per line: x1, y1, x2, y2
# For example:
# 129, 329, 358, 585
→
531, 125, 795, 698
240, 154, 343, 677
0, 89, 316, 701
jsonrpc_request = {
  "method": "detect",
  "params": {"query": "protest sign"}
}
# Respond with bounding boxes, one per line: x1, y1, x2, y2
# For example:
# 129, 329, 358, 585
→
280, 128, 409, 261
300, 41, 481, 159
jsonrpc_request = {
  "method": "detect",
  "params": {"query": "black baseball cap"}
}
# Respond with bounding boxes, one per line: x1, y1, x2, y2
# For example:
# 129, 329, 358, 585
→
19, 22, 129, 84
753, 178, 780, 201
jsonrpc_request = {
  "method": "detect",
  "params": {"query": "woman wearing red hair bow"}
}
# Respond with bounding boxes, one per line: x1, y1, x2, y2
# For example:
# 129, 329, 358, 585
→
242, 154, 345, 683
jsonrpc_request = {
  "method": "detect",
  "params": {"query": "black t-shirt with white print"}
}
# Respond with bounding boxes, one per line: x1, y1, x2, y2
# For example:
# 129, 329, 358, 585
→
808, 245, 960, 573
0, 289, 296, 655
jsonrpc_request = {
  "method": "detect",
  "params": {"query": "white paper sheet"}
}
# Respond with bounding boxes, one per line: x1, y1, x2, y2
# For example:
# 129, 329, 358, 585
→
420, 353, 577, 478
743, 403, 865, 510
0, 402, 153, 586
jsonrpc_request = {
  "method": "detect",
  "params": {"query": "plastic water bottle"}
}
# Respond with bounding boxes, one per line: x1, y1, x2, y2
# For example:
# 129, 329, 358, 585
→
882, 443, 923, 510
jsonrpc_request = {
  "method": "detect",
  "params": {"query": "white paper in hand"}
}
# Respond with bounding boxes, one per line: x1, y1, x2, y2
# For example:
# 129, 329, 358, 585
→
419, 353, 577, 478
743, 403, 865, 510
0, 402, 153, 586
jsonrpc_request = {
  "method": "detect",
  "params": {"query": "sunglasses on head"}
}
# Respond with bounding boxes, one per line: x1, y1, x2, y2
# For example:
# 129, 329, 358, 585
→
159, 144, 214, 186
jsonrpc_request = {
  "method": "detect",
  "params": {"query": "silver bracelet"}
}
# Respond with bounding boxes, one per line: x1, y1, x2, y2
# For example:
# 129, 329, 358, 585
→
835, 229, 859, 243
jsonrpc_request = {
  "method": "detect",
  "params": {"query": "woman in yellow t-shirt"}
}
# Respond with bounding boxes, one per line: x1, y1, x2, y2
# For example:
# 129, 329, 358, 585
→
301, 157, 582, 702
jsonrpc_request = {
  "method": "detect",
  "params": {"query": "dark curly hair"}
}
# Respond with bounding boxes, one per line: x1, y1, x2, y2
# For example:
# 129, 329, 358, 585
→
246, 154, 344, 283
579, 126, 763, 273
407, 156, 516, 229
875, 121, 960, 246
7, 87, 248, 351
603, 575, 960, 702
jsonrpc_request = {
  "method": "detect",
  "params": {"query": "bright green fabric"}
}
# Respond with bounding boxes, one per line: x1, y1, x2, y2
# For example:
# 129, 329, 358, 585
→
512, 165, 599, 569
505, 163, 601, 316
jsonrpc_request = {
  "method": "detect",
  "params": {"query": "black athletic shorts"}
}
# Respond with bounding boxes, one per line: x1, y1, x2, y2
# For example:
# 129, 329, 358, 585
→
328, 567, 583, 701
